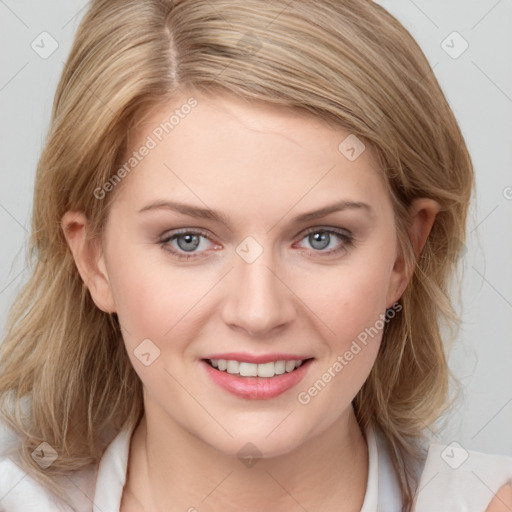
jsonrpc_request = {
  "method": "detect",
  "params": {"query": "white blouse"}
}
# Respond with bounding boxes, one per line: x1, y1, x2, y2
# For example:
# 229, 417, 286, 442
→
1, 421, 512, 511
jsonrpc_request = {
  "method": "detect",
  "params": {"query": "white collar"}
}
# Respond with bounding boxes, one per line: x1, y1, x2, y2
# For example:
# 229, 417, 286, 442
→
93, 422, 401, 511
93, 425, 132, 510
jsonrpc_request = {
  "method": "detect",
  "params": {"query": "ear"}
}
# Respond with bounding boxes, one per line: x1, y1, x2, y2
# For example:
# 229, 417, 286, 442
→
386, 198, 441, 307
61, 210, 116, 313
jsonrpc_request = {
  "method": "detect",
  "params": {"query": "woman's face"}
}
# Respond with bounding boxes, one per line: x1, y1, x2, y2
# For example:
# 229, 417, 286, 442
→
93, 91, 408, 457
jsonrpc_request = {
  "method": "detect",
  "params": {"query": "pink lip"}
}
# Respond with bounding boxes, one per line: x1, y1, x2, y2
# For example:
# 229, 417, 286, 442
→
202, 352, 313, 364
201, 358, 314, 400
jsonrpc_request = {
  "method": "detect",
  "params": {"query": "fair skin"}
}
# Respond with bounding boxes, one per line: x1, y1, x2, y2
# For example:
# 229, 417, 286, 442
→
62, 91, 480, 511
487, 487, 512, 512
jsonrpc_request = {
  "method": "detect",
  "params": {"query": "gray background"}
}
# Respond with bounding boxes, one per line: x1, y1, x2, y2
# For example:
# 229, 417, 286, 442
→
1, 0, 511, 456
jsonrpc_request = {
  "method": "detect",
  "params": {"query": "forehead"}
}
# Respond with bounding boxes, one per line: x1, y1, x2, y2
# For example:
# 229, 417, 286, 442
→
112, 92, 389, 219
131, 91, 380, 168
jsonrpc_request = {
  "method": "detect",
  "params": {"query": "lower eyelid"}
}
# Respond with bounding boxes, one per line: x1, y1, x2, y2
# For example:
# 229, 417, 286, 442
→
159, 228, 353, 258
295, 231, 353, 251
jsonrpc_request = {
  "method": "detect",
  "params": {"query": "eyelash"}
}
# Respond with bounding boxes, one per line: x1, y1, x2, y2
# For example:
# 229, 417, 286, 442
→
158, 227, 354, 261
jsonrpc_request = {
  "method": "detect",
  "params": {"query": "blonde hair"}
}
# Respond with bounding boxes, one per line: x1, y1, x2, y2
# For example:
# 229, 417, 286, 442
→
0, 0, 474, 510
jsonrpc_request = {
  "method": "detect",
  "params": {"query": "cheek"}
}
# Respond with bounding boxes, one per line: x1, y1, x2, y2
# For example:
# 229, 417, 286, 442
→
295, 241, 397, 415
293, 254, 394, 346
107, 222, 396, 350
295, 261, 392, 422
106, 242, 226, 368
105, 245, 194, 344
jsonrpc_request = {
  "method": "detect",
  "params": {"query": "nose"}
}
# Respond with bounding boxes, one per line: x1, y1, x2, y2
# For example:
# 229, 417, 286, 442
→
220, 245, 296, 338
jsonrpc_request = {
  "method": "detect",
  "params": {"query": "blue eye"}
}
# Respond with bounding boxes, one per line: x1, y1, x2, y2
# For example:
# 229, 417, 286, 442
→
159, 227, 354, 261
159, 230, 215, 260
296, 227, 354, 255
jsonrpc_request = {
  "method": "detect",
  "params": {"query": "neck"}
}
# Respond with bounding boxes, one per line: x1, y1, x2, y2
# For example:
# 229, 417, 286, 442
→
124, 404, 368, 512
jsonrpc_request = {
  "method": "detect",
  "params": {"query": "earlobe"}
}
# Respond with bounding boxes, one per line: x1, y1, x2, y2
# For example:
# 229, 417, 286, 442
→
60, 211, 116, 313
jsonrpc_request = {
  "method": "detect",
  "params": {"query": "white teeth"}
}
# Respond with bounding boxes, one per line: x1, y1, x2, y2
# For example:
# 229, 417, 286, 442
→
239, 362, 258, 377
226, 360, 239, 374
257, 362, 275, 378
274, 360, 286, 375
209, 359, 306, 378
285, 360, 296, 372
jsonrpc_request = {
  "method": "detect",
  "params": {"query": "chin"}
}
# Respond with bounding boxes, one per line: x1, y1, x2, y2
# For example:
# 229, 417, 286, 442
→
199, 420, 314, 460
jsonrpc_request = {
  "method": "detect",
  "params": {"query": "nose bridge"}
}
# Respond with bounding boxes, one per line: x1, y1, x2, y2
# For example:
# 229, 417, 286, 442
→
221, 236, 294, 336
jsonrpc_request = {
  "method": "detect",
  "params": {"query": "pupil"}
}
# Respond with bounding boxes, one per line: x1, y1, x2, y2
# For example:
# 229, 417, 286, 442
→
310, 232, 329, 250
178, 234, 200, 252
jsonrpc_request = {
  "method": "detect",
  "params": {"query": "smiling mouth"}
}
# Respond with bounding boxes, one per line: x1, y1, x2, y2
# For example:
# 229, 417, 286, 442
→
204, 358, 314, 378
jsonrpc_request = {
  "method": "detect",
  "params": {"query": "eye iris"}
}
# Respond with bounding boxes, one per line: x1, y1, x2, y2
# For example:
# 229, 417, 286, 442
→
309, 231, 330, 250
177, 234, 200, 252
171, 231, 340, 254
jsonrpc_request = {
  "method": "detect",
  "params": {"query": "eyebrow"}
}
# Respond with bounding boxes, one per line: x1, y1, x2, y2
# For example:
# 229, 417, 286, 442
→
138, 199, 373, 225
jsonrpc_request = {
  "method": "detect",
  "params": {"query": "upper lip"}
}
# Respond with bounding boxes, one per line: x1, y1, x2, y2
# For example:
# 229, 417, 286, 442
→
202, 352, 314, 364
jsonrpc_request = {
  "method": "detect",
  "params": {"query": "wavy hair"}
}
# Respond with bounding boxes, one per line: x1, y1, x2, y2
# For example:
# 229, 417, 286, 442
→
0, 0, 474, 510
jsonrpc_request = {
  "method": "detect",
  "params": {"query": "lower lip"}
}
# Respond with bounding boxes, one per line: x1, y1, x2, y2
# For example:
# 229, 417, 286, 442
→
201, 359, 313, 400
